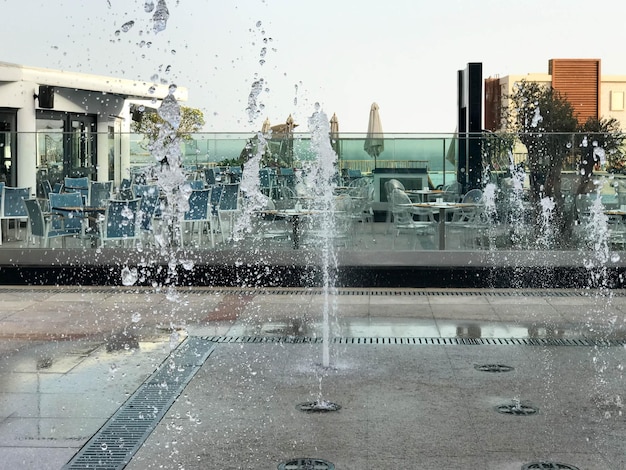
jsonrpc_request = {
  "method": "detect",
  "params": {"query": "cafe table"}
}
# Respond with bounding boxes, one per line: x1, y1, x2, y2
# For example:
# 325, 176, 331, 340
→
51, 205, 106, 239
404, 189, 453, 202
407, 202, 478, 250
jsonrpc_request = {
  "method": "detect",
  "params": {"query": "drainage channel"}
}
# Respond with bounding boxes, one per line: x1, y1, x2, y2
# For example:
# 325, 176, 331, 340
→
0, 286, 620, 298
62, 337, 216, 470
202, 335, 626, 347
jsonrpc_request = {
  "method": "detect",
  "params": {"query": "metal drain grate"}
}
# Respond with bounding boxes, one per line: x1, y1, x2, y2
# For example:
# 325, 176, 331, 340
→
277, 458, 335, 469
496, 402, 538, 416
62, 337, 215, 470
0, 286, 621, 298
296, 401, 341, 413
202, 335, 626, 347
475, 364, 514, 372
522, 463, 580, 470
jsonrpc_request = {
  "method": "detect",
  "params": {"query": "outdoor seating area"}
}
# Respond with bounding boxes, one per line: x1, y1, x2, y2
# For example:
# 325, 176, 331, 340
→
2, 169, 626, 254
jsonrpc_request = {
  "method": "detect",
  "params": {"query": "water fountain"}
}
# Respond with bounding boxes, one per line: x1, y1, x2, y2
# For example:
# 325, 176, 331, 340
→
7, 4, 626, 470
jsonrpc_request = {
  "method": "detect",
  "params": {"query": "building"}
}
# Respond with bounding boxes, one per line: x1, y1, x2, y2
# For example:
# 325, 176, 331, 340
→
0, 61, 187, 194
484, 59, 626, 132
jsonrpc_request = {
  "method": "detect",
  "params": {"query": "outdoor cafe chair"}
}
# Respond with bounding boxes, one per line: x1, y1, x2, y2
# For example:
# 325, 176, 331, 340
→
132, 184, 161, 234
49, 192, 86, 237
97, 198, 142, 248
217, 183, 241, 243
23, 198, 75, 248
204, 167, 221, 186
390, 188, 435, 250
64, 176, 89, 202
180, 188, 214, 248
384, 179, 405, 232
88, 180, 113, 207
0, 185, 31, 244
259, 168, 277, 198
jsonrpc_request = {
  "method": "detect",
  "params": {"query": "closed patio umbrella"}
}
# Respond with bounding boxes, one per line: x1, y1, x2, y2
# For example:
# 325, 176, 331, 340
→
270, 115, 298, 168
330, 112, 340, 158
364, 102, 384, 170
261, 117, 271, 134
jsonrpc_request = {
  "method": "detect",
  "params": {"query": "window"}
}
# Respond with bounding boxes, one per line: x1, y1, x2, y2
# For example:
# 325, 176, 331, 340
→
610, 91, 624, 111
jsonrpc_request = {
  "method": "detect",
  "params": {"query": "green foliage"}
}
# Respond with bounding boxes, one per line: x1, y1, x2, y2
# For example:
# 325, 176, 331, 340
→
131, 106, 205, 144
577, 117, 626, 171
505, 80, 578, 200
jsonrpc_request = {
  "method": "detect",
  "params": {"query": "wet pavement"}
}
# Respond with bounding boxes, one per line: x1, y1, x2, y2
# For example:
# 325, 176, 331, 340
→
1, 286, 625, 469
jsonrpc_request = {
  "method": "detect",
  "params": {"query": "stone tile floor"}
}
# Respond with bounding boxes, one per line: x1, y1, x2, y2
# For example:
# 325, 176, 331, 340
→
0, 286, 625, 469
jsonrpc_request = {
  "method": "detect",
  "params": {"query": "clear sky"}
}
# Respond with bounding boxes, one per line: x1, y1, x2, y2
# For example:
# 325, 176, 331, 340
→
2, 0, 626, 134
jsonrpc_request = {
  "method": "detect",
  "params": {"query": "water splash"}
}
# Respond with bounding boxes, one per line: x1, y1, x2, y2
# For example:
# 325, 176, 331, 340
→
152, 0, 170, 33
307, 105, 339, 368
246, 78, 264, 123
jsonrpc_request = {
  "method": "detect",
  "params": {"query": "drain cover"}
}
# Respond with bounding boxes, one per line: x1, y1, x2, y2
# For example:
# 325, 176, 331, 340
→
474, 364, 514, 372
496, 402, 538, 415
277, 458, 335, 470
522, 463, 580, 470
296, 401, 341, 413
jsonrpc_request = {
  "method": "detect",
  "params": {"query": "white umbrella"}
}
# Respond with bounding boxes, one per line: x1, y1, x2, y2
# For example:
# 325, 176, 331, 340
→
261, 117, 271, 134
364, 102, 384, 169
330, 112, 340, 157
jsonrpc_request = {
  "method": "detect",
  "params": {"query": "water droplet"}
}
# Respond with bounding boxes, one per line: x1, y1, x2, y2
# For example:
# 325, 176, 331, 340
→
256, 20, 262, 27
131, 312, 142, 323
153, 0, 170, 33
121, 20, 135, 32
144, 1, 155, 12
121, 266, 138, 286
101, 443, 108, 451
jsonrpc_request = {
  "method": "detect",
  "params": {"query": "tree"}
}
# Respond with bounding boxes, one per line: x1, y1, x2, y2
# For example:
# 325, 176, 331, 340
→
503, 80, 579, 245
131, 105, 205, 147
506, 80, 578, 202
577, 117, 626, 173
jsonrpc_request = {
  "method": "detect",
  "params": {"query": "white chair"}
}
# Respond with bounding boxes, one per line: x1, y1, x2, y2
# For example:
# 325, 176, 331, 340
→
390, 189, 435, 249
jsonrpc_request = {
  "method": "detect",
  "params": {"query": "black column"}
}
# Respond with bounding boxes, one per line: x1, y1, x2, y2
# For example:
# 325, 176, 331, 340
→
457, 63, 483, 191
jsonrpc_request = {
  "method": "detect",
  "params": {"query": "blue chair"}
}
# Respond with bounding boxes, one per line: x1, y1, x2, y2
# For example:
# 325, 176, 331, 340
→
229, 166, 242, 183
278, 167, 295, 188
119, 178, 134, 200
97, 198, 141, 247
0, 185, 31, 245
259, 168, 277, 197
180, 188, 214, 247
204, 167, 222, 186
41, 180, 53, 200
217, 183, 241, 243
188, 180, 206, 190
23, 199, 75, 248
64, 177, 89, 202
49, 192, 85, 234
88, 181, 113, 207
132, 184, 161, 232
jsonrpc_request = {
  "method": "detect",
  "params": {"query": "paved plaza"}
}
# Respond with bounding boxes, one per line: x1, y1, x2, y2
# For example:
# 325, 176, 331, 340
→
1, 286, 626, 469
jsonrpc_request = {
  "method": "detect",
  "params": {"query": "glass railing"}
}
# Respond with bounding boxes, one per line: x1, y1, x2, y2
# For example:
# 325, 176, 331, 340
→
2, 131, 626, 256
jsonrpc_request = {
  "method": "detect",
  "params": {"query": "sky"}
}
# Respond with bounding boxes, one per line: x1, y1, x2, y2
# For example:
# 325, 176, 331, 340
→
2, 0, 626, 134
